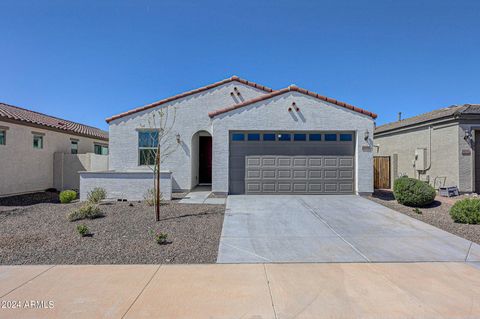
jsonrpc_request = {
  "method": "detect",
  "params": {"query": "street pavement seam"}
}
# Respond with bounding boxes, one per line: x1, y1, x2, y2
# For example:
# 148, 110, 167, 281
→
298, 198, 371, 262
120, 265, 162, 319
0, 265, 56, 298
262, 264, 278, 319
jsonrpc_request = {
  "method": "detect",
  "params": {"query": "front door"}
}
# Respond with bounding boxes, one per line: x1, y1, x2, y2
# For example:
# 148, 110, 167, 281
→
199, 136, 212, 184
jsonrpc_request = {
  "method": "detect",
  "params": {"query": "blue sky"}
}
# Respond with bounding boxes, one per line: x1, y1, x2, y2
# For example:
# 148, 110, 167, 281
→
1, 0, 479, 130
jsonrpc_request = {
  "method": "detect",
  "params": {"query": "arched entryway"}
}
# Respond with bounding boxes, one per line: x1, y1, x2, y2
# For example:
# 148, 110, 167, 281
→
191, 131, 212, 188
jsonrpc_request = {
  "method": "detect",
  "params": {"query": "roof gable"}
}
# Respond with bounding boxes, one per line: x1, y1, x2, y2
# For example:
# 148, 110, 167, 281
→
208, 85, 377, 119
0, 103, 108, 140
106, 76, 273, 123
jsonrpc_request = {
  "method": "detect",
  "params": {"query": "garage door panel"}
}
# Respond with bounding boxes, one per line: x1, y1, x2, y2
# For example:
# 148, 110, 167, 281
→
308, 157, 322, 167
339, 183, 354, 192
324, 170, 338, 179
324, 157, 338, 167
246, 182, 261, 192
246, 157, 261, 167
278, 157, 292, 167
308, 183, 323, 192
339, 170, 354, 179
278, 183, 292, 192
293, 157, 307, 167
339, 157, 354, 167
262, 183, 276, 192
324, 184, 339, 192
293, 183, 307, 192
262, 170, 276, 179
309, 170, 322, 178
246, 170, 261, 179
293, 170, 307, 179
278, 170, 292, 179
261, 157, 276, 166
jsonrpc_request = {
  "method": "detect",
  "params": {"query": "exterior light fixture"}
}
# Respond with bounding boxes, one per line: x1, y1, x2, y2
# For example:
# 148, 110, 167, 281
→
364, 130, 369, 141
176, 133, 181, 144
464, 129, 472, 142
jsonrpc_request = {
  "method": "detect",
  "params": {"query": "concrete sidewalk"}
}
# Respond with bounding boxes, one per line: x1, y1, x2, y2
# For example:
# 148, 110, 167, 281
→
0, 263, 479, 318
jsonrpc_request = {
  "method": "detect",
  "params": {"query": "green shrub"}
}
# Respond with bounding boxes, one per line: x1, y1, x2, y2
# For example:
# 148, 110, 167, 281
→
150, 230, 168, 245
393, 177, 436, 207
68, 203, 104, 222
87, 187, 107, 204
59, 190, 77, 204
450, 198, 480, 224
144, 188, 163, 206
77, 224, 89, 237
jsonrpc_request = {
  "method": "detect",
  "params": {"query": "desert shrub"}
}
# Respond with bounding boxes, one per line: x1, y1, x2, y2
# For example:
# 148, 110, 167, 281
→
77, 224, 89, 237
87, 187, 107, 204
450, 198, 480, 224
59, 190, 77, 204
150, 230, 168, 245
393, 177, 436, 207
144, 188, 163, 206
68, 203, 104, 222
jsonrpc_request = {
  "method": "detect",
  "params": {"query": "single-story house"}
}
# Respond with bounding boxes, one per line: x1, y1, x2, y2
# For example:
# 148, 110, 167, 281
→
374, 104, 480, 193
80, 76, 377, 201
0, 103, 109, 196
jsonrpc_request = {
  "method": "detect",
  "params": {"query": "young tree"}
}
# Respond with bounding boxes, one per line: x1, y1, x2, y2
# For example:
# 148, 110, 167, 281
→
139, 106, 177, 221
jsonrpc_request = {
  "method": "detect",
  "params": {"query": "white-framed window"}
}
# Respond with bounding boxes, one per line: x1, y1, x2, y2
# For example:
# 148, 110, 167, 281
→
94, 144, 109, 155
0, 129, 5, 145
138, 130, 159, 166
71, 140, 78, 154
33, 134, 44, 149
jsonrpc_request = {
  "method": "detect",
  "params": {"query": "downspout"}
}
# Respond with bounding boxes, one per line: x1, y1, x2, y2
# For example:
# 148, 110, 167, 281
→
425, 125, 433, 171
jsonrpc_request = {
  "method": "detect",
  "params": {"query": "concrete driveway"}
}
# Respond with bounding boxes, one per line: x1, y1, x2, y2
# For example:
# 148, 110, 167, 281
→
217, 195, 480, 263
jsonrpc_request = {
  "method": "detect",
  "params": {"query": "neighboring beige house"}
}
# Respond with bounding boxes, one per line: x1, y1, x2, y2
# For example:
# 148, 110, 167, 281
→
0, 103, 109, 197
374, 104, 480, 193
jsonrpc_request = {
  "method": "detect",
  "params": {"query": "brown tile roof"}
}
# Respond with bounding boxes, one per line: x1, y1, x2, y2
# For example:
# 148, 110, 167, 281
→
105, 76, 273, 123
375, 104, 480, 134
0, 103, 109, 141
208, 85, 377, 119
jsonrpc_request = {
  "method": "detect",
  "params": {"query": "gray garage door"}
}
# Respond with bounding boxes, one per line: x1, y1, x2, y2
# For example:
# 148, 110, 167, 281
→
229, 131, 355, 194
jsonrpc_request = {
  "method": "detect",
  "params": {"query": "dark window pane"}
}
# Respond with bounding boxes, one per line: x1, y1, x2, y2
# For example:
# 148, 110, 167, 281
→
94, 145, 102, 155
309, 134, 321, 141
247, 133, 260, 141
0, 131, 5, 145
325, 134, 337, 141
263, 133, 276, 141
232, 133, 244, 141
71, 141, 78, 154
33, 136, 43, 149
278, 133, 291, 141
294, 133, 306, 141
139, 131, 158, 147
340, 133, 353, 141
139, 149, 157, 165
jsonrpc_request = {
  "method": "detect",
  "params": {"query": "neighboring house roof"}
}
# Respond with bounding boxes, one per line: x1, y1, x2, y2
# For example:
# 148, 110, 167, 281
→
105, 76, 274, 123
208, 85, 378, 119
0, 103, 109, 141
375, 104, 480, 135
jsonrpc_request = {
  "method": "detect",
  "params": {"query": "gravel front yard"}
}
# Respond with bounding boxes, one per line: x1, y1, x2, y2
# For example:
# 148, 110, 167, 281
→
368, 190, 480, 245
0, 193, 224, 264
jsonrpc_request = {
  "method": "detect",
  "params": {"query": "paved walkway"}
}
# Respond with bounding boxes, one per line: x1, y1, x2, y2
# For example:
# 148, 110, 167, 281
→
0, 263, 479, 318
218, 195, 480, 263
179, 186, 226, 205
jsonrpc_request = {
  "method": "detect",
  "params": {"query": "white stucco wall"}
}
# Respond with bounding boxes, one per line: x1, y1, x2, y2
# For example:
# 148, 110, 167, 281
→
0, 120, 108, 196
211, 92, 375, 194
107, 81, 268, 191
79, 171, 172, 201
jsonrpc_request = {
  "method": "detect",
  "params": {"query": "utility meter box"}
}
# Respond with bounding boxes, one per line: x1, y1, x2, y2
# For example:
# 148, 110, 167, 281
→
414, 148, 427, 171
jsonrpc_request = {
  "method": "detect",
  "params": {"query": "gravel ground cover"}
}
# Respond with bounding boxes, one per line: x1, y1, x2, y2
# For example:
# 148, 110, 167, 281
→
368, 190, 480, 245
0, 193, 224, 264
